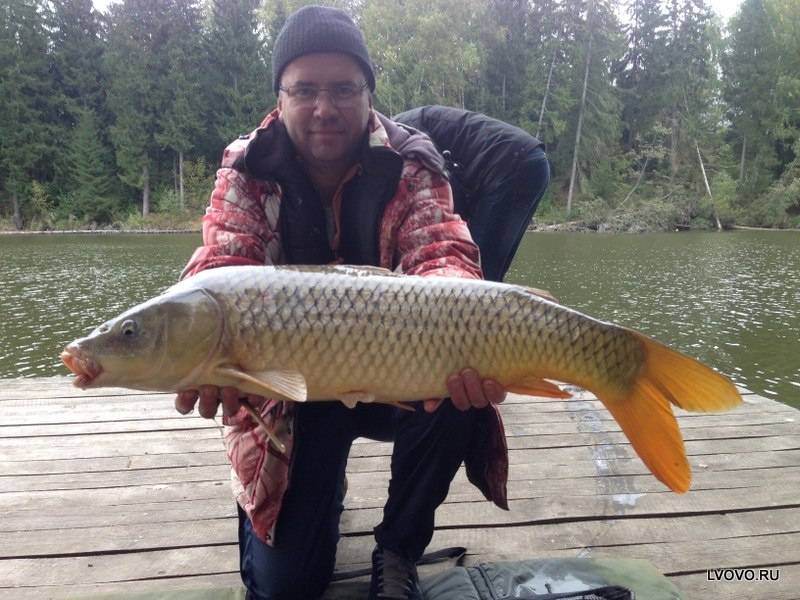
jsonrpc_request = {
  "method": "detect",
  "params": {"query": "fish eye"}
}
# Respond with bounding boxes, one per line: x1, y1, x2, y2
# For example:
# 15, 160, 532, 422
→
121, 319, 139, 337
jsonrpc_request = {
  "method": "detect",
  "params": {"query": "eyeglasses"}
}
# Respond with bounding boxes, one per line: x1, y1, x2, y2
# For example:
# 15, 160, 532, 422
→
279, 82, 368, 107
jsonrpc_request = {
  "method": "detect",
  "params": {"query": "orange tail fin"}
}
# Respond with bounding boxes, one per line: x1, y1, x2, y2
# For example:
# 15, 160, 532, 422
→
599, 332, 742, 493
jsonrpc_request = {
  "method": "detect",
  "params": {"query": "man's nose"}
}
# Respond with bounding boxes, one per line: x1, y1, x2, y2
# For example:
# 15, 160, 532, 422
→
313, 90, 339, 117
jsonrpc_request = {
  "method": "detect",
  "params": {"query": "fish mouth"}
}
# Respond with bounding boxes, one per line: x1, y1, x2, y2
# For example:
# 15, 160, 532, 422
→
61, 347, 103, 388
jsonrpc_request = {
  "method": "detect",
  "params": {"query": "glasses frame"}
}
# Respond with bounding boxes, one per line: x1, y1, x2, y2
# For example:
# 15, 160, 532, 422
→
278, 81, 369, 107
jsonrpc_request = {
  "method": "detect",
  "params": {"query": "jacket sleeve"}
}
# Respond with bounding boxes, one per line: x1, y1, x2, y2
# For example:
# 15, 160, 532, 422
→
380, 160, 483, 280
180, 140, 283, 280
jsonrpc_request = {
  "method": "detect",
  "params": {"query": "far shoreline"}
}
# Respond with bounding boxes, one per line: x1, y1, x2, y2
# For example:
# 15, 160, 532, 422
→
0, 228, 201, 235
1, 224, 796, 236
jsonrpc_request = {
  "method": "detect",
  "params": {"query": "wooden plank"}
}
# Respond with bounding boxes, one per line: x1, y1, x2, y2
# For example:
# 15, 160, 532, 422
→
0, 545, 240, 588
340, 484, 800, 534
0, 480, 233, 511
0, 450, 228, 476
0, 575, 245, 600
0, 464, 231, 493
0, 417, 220, 437
2, 498, 237, 533
1, 518, 237, 559
343, 465, 800, 508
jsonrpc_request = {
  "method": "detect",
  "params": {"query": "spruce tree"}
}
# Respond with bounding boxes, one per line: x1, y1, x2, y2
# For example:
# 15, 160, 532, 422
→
62, 108, 117, 223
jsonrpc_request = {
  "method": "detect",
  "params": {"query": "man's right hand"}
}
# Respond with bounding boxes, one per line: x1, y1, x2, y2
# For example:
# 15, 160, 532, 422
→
175, 385, 264, 419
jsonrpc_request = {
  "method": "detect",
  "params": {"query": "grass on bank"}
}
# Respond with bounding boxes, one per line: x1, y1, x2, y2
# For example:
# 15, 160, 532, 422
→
3, 173, 799, 234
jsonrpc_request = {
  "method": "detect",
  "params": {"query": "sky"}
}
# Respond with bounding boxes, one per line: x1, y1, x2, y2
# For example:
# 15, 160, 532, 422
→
707, 0, 745, 22
92, 0, 745, 24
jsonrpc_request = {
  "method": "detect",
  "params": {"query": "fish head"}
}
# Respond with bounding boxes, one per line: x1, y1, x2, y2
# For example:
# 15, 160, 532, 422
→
61, 288, 223, 391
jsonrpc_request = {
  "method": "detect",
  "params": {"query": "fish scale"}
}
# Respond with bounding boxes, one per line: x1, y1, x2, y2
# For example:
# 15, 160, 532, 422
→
198, 267, 640, 401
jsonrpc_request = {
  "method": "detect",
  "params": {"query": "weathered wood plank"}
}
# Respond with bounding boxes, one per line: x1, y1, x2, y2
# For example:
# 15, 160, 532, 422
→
0, 450, 228, 476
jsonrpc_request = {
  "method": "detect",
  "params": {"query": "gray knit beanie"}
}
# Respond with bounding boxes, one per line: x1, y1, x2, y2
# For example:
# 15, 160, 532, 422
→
271, 5, 375, 94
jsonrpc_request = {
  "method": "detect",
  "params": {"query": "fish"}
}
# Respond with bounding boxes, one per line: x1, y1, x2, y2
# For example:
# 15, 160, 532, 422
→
61, 264, 742, 493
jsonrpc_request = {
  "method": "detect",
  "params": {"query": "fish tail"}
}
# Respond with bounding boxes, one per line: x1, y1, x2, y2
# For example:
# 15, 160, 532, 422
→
598, 332, 742, 493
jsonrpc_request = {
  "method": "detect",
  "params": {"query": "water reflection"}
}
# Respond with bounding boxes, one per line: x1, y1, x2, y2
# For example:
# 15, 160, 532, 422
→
0, 230, 798, 408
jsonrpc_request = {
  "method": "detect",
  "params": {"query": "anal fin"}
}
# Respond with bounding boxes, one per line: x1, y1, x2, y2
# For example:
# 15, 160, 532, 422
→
506, 376, 571, 399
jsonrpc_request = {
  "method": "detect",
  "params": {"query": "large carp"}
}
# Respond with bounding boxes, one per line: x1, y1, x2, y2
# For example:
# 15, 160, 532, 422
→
61, 265, 741, 492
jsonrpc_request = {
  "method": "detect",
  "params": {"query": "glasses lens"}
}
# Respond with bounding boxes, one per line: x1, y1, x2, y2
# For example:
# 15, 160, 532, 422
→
284, 83, 364, 106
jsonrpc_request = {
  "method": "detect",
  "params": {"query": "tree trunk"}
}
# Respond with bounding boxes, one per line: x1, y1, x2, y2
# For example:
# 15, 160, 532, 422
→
178, 150, 185, 210
739, 134, 747, 181
696, 142, 722, 231
537, 45, 558, 139
620, 155, 650, 208
12, 193, 23, 230
567, 1, 595, 216
670, 113, 679, 184
501, 74, 507, 113
142, 164, 150, 217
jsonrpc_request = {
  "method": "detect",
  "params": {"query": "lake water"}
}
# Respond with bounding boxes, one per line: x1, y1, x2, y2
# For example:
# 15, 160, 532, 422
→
1, 231, 798, 407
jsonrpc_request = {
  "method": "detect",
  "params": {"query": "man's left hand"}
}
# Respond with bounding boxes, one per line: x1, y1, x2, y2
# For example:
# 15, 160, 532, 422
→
423, 368, 506, 413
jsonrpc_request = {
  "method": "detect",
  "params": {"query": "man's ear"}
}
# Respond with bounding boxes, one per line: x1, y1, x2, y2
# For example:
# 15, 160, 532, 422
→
277, 95, 284, 120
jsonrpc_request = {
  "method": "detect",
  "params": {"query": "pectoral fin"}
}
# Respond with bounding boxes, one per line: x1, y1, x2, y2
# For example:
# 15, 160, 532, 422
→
215, 367, 308, 402
506, 376, 571, 399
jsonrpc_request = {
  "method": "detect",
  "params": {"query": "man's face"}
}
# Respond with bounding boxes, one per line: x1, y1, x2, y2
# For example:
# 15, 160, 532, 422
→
278, 52, 372, 172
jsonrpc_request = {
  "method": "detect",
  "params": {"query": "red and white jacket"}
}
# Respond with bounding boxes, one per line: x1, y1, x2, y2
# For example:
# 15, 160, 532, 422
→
182, 109, 509, 543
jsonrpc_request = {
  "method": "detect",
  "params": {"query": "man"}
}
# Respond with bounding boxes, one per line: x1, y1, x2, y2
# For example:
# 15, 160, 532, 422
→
394, 106, 549, 282
174, 6, 509, 600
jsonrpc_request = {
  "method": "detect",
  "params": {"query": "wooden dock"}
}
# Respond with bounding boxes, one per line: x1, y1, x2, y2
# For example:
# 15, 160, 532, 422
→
1, 377, 798, 599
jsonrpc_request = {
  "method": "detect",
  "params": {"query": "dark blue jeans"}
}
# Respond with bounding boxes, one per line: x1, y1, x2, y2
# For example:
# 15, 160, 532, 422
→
239, 401, 476, 600
467, 146, 550, 282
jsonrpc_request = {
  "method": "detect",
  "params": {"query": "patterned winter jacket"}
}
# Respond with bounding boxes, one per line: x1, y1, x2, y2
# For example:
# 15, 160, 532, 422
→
181, 109, 509, 544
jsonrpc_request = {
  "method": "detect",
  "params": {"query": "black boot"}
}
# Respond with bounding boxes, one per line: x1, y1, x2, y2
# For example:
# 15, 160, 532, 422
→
367, 545, 423, 600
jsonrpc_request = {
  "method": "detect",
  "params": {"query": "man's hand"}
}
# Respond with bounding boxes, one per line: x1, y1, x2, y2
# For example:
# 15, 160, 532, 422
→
423, 368, 506, 413
175, 385, 264, 419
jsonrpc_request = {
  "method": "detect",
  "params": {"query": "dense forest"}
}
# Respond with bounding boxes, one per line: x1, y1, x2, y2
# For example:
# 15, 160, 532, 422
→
1, 0, 798, 232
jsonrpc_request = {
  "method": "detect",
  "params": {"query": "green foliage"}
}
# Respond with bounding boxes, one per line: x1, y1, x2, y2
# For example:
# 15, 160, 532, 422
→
60, 108, 118, 223
0, 0, 56, 226
0, 0, 798, 231
182, 157, 215, 212
206, 0, 270, 143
